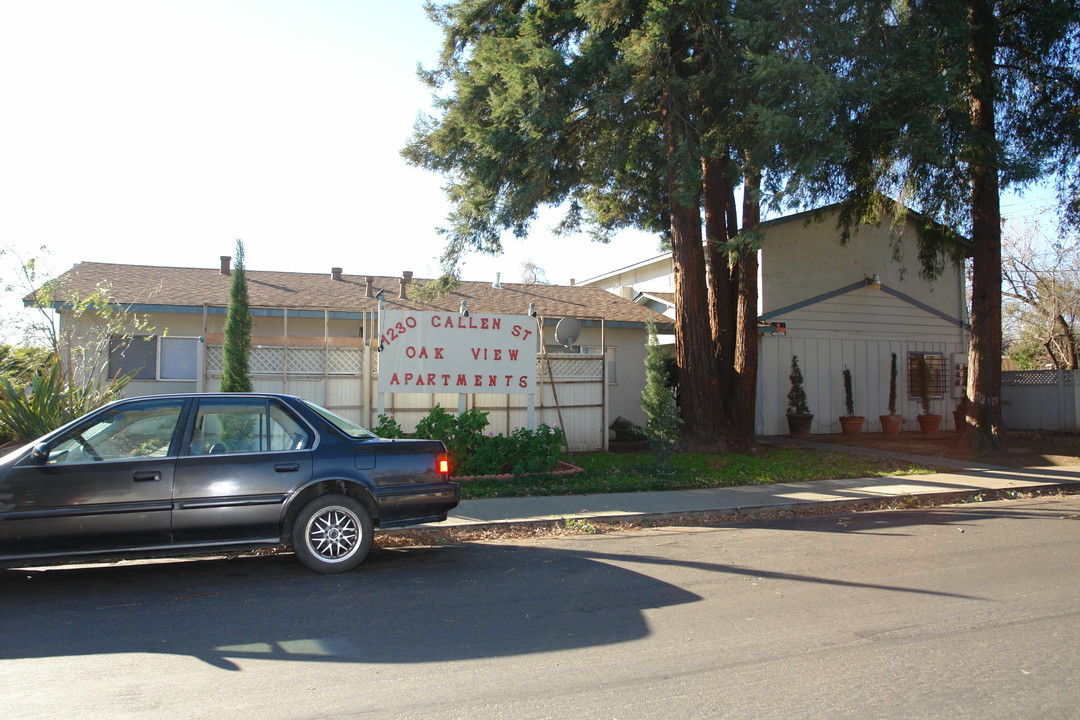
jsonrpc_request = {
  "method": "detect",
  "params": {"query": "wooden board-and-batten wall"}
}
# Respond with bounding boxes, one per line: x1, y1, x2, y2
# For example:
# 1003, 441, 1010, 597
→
757, 283, 969, 436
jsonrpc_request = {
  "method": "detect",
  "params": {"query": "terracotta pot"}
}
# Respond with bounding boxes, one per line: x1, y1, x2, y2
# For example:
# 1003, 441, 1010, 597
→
786, 413, 814, 438
839, 416, 865, 435
917, 414, 942, 434
879, 414, 902, 436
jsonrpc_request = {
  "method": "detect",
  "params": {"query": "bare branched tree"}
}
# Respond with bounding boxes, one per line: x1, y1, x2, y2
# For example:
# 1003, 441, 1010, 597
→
1002, 222, 1080, 369
521, 261, 550, 286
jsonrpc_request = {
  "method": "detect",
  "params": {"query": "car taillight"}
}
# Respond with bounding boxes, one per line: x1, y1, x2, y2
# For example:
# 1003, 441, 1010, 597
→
437, 453, 450, 477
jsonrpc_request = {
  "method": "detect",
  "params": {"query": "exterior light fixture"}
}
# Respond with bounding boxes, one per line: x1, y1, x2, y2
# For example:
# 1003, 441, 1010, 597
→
528, 302, 537, 318
867, 274, 882, 290
459, 300, 469, 318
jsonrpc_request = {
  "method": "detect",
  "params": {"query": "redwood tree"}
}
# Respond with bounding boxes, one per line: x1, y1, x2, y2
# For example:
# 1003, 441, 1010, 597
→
836, 1, 1079, 449
404, 0, 857, 450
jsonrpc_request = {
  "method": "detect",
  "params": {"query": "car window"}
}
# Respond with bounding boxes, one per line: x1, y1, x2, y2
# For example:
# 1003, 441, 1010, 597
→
46, 399, 186, 464
302, 400, 377, 439
187, 398, 312, 455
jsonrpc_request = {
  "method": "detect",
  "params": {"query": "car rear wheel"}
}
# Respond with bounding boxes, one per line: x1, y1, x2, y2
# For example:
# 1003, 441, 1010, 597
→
292, 495, 373, 574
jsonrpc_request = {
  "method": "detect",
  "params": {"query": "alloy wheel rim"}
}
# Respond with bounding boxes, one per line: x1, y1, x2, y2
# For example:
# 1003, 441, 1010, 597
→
307, 506, 361, 562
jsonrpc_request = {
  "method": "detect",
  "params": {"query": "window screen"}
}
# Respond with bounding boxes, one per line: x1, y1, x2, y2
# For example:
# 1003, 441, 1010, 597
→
160, 337, 198, 379
109, 336, 157, 380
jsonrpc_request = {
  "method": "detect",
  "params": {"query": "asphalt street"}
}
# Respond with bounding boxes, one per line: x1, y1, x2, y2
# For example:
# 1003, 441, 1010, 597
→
2, 494, 1079, 719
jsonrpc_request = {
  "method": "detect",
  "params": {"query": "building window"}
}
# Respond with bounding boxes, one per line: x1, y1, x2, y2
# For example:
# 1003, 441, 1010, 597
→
907, 352, 945, 400
161, 337, 198, 379
109, 336, 157, 380
110, 336, 198, 381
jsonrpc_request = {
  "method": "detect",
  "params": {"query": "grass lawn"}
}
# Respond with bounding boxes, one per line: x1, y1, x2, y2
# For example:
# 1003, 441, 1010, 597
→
458, 445, 944, 500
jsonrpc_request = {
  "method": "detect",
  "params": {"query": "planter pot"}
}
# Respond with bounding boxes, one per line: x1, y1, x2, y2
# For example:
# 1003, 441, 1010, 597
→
917, 414, 942, 435
786, 413, 814, 438
839, 416, 865, 435
879, 414, 902, 436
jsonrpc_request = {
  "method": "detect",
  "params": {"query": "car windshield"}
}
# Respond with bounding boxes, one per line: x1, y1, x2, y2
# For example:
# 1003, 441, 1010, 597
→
304, 400, 377, 439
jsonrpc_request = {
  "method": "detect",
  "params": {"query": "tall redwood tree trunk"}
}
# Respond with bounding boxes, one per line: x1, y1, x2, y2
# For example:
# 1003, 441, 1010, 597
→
729, 169, 761, 451
703, 156, 736, 397
663, 84, 724, 449
964, 0, 1005, 449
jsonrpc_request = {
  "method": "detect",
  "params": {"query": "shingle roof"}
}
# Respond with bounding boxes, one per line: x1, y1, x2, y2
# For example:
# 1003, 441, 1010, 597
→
44, 262, 669, 326
641, 291, 675, 305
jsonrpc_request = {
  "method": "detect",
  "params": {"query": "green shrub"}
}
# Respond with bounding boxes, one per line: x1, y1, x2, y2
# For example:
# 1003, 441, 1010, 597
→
0, 356, 132, 443
507, 425, 565, 475
610, 416, 646, 442
413, 405, 490, 475
0, 345, 53, 386
399, 404, 565, 476
373, 413, 407, 438
787, 355, 810, 415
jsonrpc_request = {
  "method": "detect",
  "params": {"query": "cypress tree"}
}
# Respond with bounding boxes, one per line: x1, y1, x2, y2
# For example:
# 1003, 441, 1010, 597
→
640, 318, 682, 466
220, 238, 253, 393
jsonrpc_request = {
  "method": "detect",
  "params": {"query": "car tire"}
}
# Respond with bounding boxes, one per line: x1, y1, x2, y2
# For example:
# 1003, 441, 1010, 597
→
292, 495, 373, 574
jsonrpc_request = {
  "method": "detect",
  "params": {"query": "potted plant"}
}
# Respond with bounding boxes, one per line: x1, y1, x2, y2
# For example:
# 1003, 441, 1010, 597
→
839, 367, 864, 434
786, 355, 813, 437
913, 355, 941, 434
879, 353, 903, 435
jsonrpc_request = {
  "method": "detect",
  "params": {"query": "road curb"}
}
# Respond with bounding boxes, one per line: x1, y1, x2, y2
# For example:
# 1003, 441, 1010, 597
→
386, 482, 1080, 536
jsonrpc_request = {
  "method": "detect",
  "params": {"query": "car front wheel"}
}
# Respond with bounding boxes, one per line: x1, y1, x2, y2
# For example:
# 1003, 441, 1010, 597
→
292, 495, 373, 574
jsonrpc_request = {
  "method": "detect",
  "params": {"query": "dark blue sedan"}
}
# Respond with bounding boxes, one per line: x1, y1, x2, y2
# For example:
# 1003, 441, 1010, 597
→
0, 393, 459, 573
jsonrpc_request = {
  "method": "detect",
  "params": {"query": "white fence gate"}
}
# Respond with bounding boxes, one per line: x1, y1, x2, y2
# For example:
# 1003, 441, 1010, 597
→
1002, 370, 1080, 432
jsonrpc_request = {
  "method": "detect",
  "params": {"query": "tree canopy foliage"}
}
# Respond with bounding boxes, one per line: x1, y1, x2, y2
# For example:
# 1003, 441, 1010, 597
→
406, 0, 1079, 450
406, 0, 870, 449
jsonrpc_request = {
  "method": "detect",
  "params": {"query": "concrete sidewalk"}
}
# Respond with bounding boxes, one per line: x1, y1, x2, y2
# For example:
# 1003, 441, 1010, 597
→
422, 444, 1080, 530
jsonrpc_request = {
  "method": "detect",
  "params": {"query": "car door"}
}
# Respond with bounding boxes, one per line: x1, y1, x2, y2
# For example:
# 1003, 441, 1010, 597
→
171, 397, 313, 544
0, 397, 187, 559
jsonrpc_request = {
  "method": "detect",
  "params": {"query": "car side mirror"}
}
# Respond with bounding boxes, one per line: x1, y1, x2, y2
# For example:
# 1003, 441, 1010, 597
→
30, 442, 50, 465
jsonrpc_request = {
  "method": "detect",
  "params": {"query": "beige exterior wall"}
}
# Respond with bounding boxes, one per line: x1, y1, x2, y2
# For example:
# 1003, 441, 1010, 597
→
761, 214, 965, 318
583, 256, 675, 296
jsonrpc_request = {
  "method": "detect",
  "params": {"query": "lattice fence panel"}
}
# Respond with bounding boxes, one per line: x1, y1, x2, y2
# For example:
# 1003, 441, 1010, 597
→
205, 346, 224, 375
205, 345, 363, 377
1003, 370, 1074, 386
539, 355, 603, 379
250, 347, 285, 375
287, 348, 325, 375
327, 348, 362, 375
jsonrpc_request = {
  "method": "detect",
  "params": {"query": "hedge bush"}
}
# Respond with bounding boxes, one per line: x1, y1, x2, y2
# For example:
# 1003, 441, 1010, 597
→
374, 405, 564, 476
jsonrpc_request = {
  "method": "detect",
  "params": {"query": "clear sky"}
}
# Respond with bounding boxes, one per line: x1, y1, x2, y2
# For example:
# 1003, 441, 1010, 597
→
0, 0, 662, 293
0, 0, 1060, 311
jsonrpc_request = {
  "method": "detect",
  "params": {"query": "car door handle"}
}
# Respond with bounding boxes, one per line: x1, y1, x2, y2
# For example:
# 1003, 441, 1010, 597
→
275, 463, 300, 473
133, 471, 162, 482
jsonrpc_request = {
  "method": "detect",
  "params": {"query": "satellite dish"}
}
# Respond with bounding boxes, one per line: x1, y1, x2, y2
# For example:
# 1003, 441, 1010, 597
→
555, 316, 581, 348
